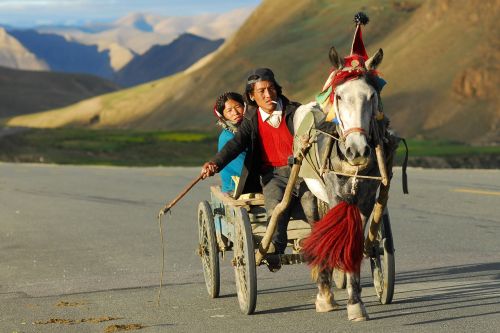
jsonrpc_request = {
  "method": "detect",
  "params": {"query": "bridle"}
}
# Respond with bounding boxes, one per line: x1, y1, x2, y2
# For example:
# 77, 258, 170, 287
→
341, 127, 367, 139
333, 80, 374, 143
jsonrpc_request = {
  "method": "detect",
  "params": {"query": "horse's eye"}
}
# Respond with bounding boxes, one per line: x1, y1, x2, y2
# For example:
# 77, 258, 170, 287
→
337, 95, 342, 101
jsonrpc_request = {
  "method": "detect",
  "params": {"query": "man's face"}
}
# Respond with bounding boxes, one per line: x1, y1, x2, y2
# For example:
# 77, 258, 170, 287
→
250, 80, 278, 114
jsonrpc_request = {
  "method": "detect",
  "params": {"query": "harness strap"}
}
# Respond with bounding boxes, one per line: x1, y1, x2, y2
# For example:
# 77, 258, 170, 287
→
401, 138, 409, 194
342, 127, 366, 138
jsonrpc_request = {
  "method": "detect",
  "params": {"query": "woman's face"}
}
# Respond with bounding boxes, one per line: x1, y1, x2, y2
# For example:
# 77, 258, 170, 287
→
222, 99, 244, 124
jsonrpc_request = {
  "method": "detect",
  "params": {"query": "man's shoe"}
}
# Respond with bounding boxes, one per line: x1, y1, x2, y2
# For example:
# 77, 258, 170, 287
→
263, 254, 281, 272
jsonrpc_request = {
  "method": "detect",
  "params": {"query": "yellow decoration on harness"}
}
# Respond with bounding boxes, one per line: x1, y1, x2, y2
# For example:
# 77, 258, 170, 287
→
325, 106, 336, 122
376, 111, 384, 121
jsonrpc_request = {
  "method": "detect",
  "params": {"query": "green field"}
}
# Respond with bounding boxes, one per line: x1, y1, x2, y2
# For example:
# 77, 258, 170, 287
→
0, 129, 498, 167
0, 128, 218, 166
396, 139, 500, 157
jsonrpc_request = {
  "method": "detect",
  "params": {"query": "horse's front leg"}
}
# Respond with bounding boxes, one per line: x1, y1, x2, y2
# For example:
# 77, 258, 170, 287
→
346, 271, 369, 321
313, 267, 339, 312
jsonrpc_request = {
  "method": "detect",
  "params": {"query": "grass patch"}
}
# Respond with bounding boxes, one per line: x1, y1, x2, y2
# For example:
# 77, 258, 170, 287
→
0, 128, 217, 166
0, 129, 498, 167
396, 139, 500, 157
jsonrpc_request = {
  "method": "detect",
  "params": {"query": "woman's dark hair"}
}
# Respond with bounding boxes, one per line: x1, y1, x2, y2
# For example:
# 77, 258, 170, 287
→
215, 92, 245, 116
244, 78, 283, 107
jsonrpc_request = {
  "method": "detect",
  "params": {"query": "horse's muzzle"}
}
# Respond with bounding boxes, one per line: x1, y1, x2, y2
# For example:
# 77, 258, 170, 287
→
346, 146, 371, 165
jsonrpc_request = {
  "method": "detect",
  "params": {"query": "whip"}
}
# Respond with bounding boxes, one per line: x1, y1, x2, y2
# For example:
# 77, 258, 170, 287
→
156, 174, 204, 306
158, 175, 204, 218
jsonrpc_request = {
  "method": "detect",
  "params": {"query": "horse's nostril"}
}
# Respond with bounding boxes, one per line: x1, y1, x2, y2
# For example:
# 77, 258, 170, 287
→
346, 147, 353, 158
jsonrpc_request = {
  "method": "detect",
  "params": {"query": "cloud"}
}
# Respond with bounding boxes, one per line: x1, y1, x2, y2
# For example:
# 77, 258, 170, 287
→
0, 0, 84, 9
0, 0, 260, 27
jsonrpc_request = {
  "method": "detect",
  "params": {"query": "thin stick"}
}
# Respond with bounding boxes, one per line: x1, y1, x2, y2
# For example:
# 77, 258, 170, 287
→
255, 160, 302, 265
158, 175, 203, 217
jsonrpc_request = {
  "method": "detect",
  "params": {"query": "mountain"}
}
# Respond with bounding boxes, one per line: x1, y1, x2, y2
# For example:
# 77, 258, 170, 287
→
9, 29, 114, 79
115, 33, 223, 87
4, 0, 499, 144
3, 28, 223, 86
36, 8, 254, 68
0, 28, 48, 70
0, 66, 118, 118
106, 42, 136, 71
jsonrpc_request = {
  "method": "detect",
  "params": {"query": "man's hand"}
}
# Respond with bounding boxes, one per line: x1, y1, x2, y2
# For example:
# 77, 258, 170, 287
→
201, 162, 218, 179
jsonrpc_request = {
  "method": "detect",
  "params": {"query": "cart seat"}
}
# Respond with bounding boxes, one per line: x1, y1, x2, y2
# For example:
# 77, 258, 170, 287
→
210, 186, 264, 207
210, 186, 311, 241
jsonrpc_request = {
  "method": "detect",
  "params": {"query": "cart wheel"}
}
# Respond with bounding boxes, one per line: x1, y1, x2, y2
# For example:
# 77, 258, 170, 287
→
369, 210, 395, 304
198, 201, 220, 298
233, 207, 257, 315
332, 268, 347, 289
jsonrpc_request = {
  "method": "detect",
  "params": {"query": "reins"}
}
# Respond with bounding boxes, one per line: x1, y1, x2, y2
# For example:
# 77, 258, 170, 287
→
312, 120, 384, 183
312, 115, 409, 194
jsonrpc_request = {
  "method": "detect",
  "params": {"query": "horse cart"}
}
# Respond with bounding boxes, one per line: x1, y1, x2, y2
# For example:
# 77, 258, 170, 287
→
196, 184, 395, 315
157, 11, 407, 319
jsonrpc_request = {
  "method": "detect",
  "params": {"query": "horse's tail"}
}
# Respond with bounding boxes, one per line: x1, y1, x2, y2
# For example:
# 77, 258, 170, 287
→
303, 201, 364, 273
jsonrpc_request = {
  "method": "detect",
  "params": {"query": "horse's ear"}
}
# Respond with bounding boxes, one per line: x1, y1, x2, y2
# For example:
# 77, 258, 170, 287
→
329, 46, 343, 70
366, 48, 383, 70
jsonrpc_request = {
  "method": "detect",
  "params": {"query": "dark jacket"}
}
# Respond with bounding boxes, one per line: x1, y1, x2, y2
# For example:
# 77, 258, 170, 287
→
212, 96, 301, 198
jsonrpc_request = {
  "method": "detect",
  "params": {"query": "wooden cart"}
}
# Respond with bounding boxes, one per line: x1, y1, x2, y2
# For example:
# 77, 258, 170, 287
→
197, 186, 395, 314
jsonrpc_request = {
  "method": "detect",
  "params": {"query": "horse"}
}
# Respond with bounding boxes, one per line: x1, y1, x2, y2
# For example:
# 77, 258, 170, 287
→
292, 45, 390, 321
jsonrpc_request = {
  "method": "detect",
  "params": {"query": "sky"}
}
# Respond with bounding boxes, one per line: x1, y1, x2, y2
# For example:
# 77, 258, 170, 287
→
0, 0, 261, 27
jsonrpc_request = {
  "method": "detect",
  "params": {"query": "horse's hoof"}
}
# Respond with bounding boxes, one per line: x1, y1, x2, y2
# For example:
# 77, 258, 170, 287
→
347, 302, 369, 321
315, 294, 339, 313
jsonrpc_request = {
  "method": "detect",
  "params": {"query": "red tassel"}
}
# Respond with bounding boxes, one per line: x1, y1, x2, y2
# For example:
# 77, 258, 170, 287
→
302, 201, 364, 273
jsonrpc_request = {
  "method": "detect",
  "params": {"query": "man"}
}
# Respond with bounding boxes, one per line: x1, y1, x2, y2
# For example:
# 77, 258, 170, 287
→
201, 68, 318, 269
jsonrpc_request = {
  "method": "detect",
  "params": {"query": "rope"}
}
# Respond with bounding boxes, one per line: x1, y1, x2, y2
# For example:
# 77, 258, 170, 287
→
312, 128, 341, 141
156, 212, 167, 306
328, 170, 383, 181
154, 174, 204, 306
304, 128, 383, 182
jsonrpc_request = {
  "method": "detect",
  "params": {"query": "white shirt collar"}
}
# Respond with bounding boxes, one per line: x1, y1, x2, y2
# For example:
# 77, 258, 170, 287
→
258, 98, 283, 121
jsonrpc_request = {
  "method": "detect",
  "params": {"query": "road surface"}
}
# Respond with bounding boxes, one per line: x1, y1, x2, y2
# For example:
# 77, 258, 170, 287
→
0, 163, 499, 332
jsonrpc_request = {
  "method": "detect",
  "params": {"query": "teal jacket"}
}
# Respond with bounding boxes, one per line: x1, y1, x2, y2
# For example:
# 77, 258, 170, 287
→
218, 129, 245, 193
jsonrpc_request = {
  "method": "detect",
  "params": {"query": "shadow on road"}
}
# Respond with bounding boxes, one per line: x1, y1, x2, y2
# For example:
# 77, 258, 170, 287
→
251, 262, 500, 321
369, 262, 500, 324
396, 262, 500, 284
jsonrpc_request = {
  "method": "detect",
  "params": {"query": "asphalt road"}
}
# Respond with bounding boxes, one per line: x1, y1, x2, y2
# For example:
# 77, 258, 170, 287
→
0, 163, 499, 333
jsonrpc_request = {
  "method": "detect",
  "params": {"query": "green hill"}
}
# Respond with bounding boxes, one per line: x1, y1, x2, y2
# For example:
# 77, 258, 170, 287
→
4, 0, 499, 144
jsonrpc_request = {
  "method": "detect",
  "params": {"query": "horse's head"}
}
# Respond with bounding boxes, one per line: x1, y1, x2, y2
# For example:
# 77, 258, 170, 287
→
328, 46, 384, 166
297, 12, 391, 212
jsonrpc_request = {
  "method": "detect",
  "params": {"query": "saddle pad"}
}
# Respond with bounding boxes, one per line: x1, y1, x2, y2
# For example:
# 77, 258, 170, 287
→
294, 111, 322, 182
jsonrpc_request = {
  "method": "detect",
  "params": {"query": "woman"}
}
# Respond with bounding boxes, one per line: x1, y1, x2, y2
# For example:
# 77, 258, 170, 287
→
213, 92, 246, 194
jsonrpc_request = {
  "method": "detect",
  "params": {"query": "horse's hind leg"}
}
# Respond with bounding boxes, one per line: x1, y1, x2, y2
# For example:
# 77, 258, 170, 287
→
313, 266, 339, 312
346, 271, 369, 321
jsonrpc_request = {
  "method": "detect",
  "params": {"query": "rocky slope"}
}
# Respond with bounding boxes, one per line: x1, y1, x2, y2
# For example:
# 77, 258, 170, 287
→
0, 28, 48, 70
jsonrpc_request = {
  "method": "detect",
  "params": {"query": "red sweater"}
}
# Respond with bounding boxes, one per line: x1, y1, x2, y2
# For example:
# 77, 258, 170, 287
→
257, 112, 293, 167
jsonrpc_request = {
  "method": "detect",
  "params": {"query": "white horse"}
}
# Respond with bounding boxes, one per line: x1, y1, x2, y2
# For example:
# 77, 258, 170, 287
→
293, 46, 385, 321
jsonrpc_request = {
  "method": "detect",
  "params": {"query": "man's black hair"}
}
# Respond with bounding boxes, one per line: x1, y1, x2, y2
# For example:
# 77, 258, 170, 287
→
244, 68, 283, 106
